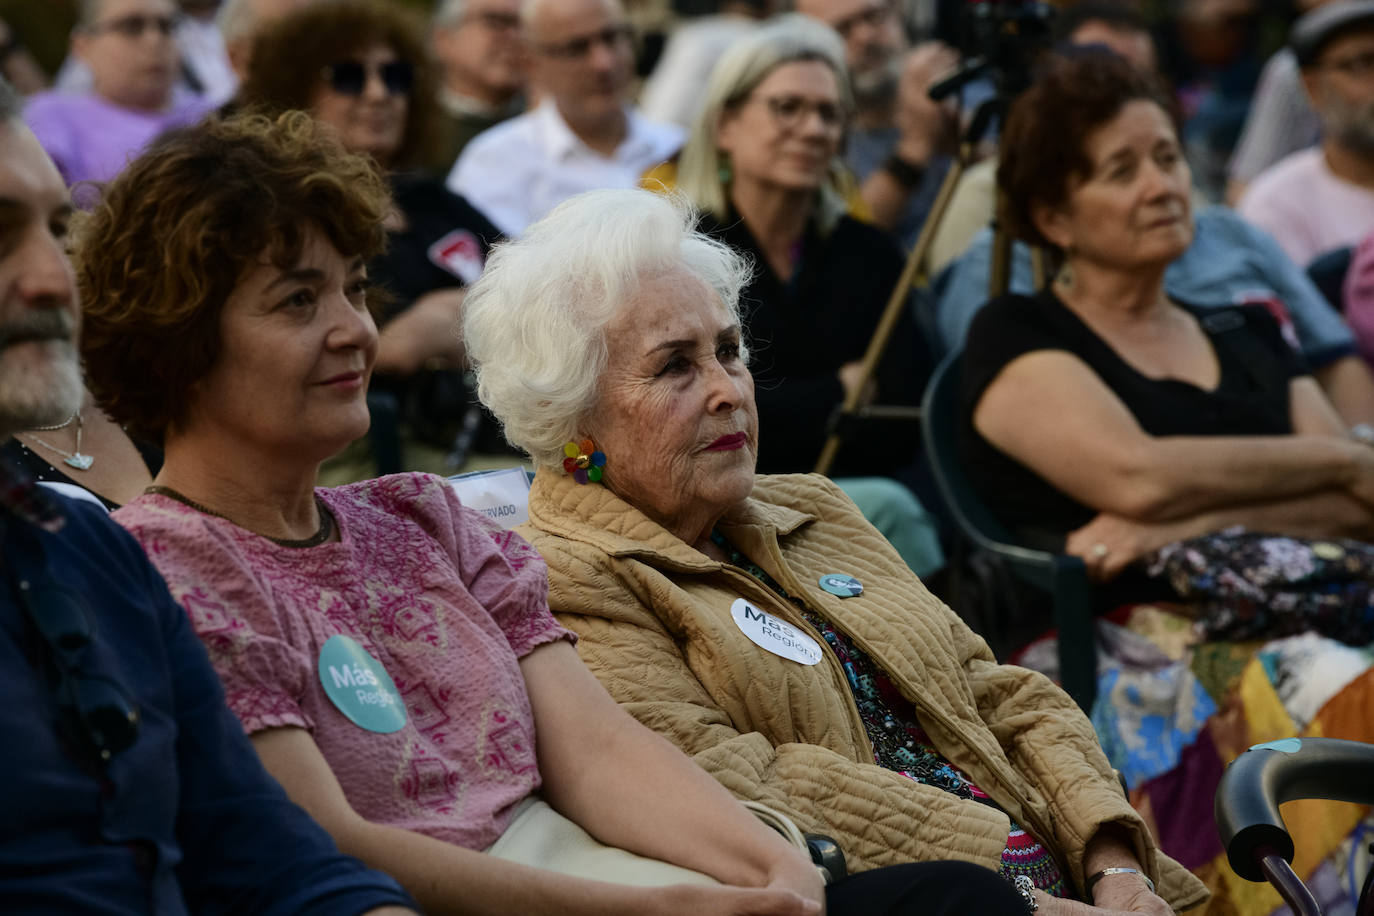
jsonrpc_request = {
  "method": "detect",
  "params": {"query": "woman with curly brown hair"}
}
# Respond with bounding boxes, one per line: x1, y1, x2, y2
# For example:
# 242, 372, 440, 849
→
240, 0, 506, 470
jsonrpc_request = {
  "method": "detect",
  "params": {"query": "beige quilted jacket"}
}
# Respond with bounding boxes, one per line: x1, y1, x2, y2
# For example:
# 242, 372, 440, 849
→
519, 470, 1208, 911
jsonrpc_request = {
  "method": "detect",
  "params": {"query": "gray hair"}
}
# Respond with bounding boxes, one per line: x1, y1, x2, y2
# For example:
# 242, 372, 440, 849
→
216, 0, 259, 43
676, 14, 852, 234
433, 0, 466, 28
520, 0, 621, 31
76, 0, 105, 28
464, 189, 753, 468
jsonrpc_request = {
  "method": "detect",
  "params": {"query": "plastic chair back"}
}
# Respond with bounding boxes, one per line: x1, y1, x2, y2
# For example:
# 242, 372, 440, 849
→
921, 351, 1096, 711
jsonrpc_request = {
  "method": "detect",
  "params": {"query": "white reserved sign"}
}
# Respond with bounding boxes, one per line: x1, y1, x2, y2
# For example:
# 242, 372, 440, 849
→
448, 466, 532, 529
730, 598, 823, 666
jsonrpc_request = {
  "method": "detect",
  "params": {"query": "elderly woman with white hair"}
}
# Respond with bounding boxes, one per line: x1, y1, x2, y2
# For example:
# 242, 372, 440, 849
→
465, 188, 1207, 915
665, 14, 942, 575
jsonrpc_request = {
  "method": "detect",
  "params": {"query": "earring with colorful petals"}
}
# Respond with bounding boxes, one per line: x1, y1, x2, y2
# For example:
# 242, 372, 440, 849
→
562, 438, 606, 484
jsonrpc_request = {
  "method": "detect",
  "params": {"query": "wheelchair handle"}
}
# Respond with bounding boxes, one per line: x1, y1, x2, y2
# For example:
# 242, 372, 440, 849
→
1216, 737, 1374, 883
1255, 845, 1323, 916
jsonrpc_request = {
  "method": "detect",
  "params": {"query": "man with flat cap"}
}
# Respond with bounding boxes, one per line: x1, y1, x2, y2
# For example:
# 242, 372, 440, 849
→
1239, 0, 1374, 267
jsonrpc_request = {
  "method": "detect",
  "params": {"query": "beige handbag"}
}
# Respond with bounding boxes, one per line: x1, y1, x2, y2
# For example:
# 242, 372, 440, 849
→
485, 795, 819, 887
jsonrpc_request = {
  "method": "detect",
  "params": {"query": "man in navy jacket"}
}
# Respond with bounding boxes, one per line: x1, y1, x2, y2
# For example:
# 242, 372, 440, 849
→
0, 74, 418, 916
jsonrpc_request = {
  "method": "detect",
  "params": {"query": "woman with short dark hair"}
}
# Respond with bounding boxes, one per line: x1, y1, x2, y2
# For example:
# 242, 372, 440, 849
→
962, 53, 1374, 587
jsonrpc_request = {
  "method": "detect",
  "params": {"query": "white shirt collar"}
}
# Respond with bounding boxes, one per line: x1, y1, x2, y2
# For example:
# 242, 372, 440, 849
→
534, 98, 661, 164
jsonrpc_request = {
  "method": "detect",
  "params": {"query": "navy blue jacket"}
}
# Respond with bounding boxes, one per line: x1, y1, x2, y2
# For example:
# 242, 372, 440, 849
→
1, 490, 416, 915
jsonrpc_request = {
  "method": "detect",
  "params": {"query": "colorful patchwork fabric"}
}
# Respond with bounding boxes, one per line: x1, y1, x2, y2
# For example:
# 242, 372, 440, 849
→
1085, 603, 1374, 914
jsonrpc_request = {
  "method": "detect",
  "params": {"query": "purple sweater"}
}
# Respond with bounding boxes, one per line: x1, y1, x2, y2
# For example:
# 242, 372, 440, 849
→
24, 89, 214, 186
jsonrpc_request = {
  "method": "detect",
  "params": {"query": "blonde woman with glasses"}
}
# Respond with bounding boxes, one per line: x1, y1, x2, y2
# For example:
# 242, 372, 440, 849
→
671, 15, 942, 576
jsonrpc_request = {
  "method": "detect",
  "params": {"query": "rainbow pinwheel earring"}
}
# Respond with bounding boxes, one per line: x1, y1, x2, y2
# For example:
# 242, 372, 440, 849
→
562, 438, 606, 484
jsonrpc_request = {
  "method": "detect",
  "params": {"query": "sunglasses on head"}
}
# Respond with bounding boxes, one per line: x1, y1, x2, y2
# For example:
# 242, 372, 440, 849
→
11, 559, 141, 766
322, 59, 415, 97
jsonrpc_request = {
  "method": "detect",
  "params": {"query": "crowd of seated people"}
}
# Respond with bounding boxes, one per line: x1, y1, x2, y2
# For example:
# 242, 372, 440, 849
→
9, 0, 1374, 911
65, 99, 1031, 916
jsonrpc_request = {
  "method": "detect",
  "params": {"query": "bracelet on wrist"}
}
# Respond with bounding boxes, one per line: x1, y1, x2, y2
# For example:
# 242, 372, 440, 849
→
1086, 866, 1155, 900
881, 152, 926, 188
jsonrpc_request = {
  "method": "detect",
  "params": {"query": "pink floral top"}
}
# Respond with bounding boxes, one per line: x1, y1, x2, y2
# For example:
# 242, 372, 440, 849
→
114, 472, 572, 851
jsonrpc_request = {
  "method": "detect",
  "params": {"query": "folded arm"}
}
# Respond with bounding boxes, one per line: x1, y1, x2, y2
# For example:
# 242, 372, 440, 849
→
974, 351, 1374, 522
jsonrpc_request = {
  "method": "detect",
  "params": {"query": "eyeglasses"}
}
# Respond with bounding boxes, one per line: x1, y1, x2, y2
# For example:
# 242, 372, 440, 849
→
831, 0, 895, 40
13, 571, 141, 766
1322, 50, 1374, 78
86, 13, 180, 39
462, 10, 521, 33
747, 94, 847, 132
321, 59, 415, 97
536, 24, 633, 60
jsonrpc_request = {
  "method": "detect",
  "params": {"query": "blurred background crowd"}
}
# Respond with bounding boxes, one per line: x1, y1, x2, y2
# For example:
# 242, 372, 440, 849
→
8, 1, 1374, 909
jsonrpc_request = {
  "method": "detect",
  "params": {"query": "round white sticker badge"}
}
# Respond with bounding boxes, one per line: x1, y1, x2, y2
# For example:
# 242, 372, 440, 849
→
318, 634, 408, 733
730, 598, 823, 666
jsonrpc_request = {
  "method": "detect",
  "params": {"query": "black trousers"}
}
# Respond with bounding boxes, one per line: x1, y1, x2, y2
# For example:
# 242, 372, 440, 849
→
827, 861, 1029, 915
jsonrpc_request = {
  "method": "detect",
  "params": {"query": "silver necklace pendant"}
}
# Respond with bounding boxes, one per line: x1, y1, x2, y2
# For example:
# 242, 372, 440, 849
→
64, 452, 94, 471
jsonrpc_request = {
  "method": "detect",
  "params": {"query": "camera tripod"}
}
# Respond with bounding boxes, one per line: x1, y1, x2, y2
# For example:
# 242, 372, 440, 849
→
812, 97, 1048, 475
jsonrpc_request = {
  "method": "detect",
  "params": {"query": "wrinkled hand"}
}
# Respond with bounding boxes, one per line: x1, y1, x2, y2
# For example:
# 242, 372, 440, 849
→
1065, 512, 1188, 582
893, 42, 960, 164
1088, 874, 1174, 915
651, 883, 822, 916
1033, 887, 1174, 916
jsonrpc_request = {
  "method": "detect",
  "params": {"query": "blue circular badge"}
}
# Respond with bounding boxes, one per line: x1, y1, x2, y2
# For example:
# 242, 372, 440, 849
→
818, 574, 863, 597
317, 634, 407, 733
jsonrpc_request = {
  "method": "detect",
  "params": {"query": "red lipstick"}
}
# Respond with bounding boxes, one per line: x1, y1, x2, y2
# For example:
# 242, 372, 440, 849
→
706, 432, 747, 451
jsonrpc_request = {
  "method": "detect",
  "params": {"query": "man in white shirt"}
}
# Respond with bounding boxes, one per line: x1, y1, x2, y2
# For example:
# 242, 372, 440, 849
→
1238, 0, 1374, 268
446, 0, 683, 236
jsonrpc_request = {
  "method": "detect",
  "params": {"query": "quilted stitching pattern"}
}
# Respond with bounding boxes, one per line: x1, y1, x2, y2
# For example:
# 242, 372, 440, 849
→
521, 470, 1208, 910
